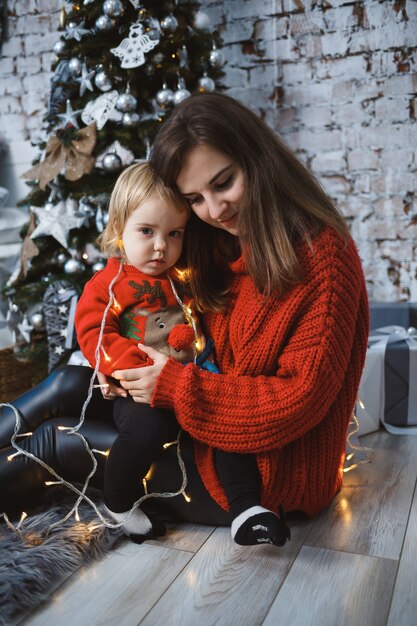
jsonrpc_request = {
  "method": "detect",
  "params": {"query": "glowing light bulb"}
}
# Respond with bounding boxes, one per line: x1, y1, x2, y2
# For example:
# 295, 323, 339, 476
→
183, 492, 191, 503
7, 452, 20, 461
16, 431, 33, 438
101, 346, 111, 362
359, 398, 365, 409
163, 441, 177, 449
92, 448, 110, 457
343, 463, 359, 473
113, 297, 121, 312
195, 337, 204, 352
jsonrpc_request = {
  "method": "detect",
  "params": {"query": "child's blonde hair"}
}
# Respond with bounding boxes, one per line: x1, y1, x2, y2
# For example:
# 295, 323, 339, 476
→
98, 162, 190, 257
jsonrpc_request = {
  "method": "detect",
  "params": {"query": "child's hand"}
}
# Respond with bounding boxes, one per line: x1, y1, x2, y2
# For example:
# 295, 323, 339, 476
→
96, 371, 128, 399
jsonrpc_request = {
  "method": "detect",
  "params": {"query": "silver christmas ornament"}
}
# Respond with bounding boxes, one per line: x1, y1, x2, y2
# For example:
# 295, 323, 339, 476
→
198, 74, 216, 93
161, 14, 178, 32
76, 64, 95, 97
122, 112, 140, 127
193, 11, 210, 30
92, 260, 106, 273
53, 39, 66, 55
95, 70, 113, 92
152, 52, 164, 66
64, 258, 84, 275
148, 29, 160, 41
209, 47, 225, 68
103, 0, 125, 17
173, 88, 190, 105
95, 15, 115, 31
64, 20, 90, 41
156, 84, 174, 108
173, 78, 190, 105
56, 252, 68, 266
41, 273, 54, 284
68, 57, 83, 75
102, 152, 122, 171
56, 99, 82, 128
116, 92, 138, 112
30, 200, 83, 249
31, 312, 44, 330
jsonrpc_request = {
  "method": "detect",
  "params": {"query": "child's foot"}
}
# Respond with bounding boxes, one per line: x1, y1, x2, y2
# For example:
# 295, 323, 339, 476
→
104, 505, 166, 544
231, 505, 291, 547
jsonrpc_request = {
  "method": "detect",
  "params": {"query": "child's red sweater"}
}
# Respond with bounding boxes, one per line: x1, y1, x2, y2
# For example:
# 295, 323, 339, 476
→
75, 258, 191, 376
152, 228, 369, 517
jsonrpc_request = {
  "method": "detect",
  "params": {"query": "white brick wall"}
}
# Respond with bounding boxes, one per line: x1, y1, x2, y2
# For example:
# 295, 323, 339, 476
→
1, 0, 416, 301
206, 0, 417, 302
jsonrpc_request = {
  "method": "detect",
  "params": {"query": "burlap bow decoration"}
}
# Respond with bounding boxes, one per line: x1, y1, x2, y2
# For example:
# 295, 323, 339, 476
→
22, 124, 97, 190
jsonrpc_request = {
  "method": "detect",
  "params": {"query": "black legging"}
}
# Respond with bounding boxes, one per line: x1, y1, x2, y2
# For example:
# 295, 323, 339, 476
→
104, 398, 179, 512
0, 365, 230, 525
105, 396, 262, 516
214, 450, 261, 518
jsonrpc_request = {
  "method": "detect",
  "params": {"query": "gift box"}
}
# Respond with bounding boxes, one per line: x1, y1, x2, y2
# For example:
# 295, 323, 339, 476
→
370, 302, 417, 331
356, 302, 417, 436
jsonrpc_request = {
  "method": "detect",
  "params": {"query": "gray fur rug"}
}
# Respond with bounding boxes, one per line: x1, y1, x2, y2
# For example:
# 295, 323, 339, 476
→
0, 490, 123, 625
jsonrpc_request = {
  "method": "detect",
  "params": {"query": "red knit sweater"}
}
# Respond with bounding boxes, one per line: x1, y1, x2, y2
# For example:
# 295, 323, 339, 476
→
75, 258, 195, 376
152, 228, 369, 517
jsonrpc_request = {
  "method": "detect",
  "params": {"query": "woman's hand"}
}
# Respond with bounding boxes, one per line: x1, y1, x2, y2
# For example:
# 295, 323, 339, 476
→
112, 344, 169, 404
96, 371, 127, 399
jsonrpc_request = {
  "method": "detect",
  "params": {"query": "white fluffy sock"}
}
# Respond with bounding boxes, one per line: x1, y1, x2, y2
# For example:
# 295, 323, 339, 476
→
105, 505, 152, 537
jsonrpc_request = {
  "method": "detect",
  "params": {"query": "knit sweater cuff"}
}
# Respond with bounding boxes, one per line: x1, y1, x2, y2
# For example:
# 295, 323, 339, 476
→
151, 357, 185, 410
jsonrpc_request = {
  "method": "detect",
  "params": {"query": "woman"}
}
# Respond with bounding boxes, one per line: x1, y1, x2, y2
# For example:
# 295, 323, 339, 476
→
0, 93, 369, 537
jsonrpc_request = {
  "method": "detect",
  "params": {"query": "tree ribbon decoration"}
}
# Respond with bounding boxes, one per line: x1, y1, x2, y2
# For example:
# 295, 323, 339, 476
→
22, 124, 97, 190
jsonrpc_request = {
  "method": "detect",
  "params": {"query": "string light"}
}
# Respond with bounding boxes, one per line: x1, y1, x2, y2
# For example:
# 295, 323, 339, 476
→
163, 440, 178, 449
7, 451, 21, 462
17, 512, 27, 529
91, 448, 110, 457
101, 346, 111, 361
0, 260, 192, 544
343, 407, 374, 474
112, 297, 121, 312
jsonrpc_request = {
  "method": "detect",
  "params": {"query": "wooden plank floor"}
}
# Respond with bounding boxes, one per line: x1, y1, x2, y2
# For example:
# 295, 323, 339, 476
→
18, 430, 417, 626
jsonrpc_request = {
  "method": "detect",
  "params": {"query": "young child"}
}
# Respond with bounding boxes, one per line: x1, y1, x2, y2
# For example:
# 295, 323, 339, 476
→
75, 163, 290, 547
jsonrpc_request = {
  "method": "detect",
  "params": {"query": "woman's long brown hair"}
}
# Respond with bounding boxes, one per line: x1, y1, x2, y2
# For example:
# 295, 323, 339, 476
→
151, 93, 350, 312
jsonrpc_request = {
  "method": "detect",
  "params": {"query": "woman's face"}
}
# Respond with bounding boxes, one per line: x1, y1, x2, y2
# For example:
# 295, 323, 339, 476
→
176, 145, 245, 236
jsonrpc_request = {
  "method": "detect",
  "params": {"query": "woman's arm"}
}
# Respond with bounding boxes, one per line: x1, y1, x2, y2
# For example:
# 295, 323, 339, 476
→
114, 238, 369, 453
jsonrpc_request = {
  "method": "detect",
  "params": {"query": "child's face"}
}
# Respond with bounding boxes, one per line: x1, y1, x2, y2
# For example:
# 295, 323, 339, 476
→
122, 194, 187, 276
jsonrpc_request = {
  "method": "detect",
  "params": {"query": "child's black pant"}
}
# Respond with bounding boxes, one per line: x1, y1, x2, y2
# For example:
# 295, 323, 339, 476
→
214, 449, 261, 518
104, 396, 261, 518
103, 396, 179, 512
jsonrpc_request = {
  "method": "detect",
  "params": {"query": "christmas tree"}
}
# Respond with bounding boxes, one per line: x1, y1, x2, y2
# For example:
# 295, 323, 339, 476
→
4, 0, 224, 379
